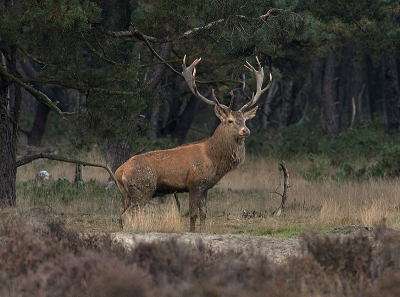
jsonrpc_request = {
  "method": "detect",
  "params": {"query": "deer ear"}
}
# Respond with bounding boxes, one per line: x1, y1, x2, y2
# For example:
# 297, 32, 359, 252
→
243, 106, 258, 120
214, 104, 227, 121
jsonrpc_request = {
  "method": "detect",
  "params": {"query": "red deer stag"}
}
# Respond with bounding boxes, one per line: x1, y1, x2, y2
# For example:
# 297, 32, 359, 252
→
115, 56, 272, 232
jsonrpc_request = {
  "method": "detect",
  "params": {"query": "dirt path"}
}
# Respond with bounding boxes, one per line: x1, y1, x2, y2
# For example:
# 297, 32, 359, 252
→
112, 232, 303, 264
111, 226, 376, 264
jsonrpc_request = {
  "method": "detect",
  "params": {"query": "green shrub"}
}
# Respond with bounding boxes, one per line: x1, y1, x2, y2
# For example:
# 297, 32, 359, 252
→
275, 123, 323, 157
152, 135, 178, 151
301, 153, 329, 182
371, 145, 400, 178
263, 120, 400, 164
320, 122, 400, 165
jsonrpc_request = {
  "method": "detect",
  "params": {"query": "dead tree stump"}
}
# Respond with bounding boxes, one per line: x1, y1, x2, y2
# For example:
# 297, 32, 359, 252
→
74, 163, 84, 187
272, 160, 290, 216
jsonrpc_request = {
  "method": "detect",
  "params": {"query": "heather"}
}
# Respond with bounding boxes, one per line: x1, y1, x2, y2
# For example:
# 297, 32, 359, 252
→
0, 216, 399, 296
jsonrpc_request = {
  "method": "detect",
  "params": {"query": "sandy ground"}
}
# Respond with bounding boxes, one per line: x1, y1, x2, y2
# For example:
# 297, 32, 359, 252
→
111, 226, 375, 264
112, 232, 303, 264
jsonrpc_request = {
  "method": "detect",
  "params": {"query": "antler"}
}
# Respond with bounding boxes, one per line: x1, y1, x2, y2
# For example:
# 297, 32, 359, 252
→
182, 55, 231, 112
240, 56, 273, 112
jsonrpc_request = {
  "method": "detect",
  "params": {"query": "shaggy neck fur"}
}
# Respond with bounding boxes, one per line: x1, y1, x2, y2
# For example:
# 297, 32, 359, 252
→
206, 123, 246, 179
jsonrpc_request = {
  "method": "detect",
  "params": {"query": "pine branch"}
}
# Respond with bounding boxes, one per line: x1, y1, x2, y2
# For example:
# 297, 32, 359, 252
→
110, 29, 172, 43
84, 40, 120, 66
0, 64, 67, 119
342, 4, 366, 33
110, 10, 285, 42
18, 46, 47, 65
138, 30, 241, 85
20, 77, 135, 96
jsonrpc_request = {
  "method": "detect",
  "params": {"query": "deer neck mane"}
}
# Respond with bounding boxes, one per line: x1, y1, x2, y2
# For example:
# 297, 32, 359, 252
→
206, 124, 246, 175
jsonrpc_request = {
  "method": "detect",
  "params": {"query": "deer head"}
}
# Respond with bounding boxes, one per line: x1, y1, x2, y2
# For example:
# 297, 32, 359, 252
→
182, 56, 272, 144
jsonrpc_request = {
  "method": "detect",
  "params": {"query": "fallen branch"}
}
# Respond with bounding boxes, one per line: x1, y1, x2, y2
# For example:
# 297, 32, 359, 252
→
16, 153, 117, 185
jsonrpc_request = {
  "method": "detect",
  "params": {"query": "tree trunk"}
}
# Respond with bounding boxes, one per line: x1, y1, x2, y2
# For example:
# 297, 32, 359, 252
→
322, 49, 340, 141
311, 56, 326, 133
147, 42, 173, 140
0, 73, 16, 207
279, 79, 294, 127
74, 163, 84, 187
170, 94, 199, 144
338, 47, 350, 128
291, 70, 312, 125
262, 82, 279, 129
161, 75, 201, 144
108, 141, 133, 174
365, 55, 383, 120
348, 48, 362, 126
382, 52, 400, 134
27, 102, 50, 146
17, 60, 65, 147
10, 46, 21, 159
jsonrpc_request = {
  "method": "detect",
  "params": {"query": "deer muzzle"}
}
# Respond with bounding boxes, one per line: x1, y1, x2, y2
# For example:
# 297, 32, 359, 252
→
240, 127, 250, 137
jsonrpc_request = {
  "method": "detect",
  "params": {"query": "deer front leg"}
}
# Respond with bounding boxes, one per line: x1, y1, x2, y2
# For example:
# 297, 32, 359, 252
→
199, 191, 208, 230
189, 190, 208, 232
189, 190, 203, 232
189, 195, 198, 232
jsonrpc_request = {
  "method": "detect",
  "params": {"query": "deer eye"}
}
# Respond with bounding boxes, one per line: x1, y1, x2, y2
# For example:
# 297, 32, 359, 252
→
228, 119, 234, 124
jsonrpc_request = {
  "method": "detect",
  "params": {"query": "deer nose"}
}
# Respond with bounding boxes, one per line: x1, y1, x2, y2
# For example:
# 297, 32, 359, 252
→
241, 127, 250, 137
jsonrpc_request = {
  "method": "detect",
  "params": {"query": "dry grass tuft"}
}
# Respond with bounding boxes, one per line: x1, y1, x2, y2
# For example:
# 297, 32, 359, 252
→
123, 200, 185, 233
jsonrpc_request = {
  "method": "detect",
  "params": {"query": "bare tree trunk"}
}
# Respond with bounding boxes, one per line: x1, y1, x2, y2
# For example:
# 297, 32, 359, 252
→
161, 77, 199, 144
171, 94, 199, 144
322, 49, 340, 140
311, 56, 326, 133
338, 47, 350, 128
10, 46, 21, 160
382, 52, 400, 134
279, 79, 294, 127
18, 59, 67, 147
348, 48, 362, 126
108, 141, 133, 174
0, 59, 16, 207
262, 82, 278, 129
365, 55, 383, 120
291, 70, 312, 125
146, 42, 173, 140
74, 163, 84, 186
27, 102, 50, 146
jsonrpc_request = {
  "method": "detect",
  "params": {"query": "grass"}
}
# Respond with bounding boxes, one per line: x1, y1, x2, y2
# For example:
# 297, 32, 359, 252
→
15, 151, 400, 235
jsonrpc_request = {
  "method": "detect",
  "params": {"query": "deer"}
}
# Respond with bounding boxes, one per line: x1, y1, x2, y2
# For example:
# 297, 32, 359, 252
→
115, 56, 272, 232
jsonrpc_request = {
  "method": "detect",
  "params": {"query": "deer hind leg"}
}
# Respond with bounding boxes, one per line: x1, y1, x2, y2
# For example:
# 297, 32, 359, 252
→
119, 171, 156, 229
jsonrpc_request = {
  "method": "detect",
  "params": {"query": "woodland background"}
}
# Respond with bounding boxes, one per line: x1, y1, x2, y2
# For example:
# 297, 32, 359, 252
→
1, 0, 400, 207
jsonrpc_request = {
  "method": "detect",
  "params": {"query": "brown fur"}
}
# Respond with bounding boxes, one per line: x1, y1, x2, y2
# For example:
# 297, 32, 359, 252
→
115, 107, 258, 232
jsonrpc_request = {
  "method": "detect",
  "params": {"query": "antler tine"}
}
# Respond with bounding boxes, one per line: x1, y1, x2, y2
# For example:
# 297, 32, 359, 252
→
182, 56, 229, 110
240, 56, 273, 112
211, 89, 230, 114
